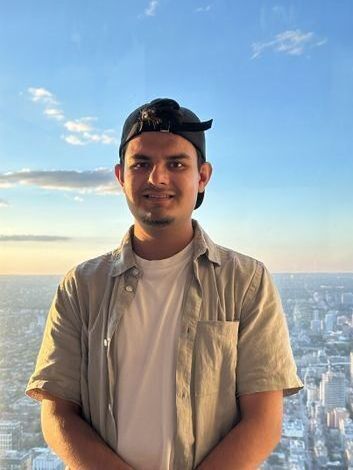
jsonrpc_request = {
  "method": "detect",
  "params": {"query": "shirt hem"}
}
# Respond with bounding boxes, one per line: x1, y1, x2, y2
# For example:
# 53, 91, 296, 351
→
237, 380, 304, 398
25, 380, 81, 407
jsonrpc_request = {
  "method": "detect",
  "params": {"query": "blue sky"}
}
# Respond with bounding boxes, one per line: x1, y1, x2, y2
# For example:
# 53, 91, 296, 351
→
1, 0, 352, 273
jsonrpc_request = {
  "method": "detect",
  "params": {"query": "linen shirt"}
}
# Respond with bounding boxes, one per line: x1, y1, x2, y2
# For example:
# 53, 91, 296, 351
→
26, 219, 303, 469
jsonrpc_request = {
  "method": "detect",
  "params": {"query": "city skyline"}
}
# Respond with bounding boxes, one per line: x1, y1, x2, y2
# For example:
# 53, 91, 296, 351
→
1, 0, 353, 274
1, 273, 352, 467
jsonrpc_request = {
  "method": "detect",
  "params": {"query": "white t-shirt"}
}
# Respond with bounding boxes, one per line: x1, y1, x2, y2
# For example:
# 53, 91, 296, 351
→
116, 240, 194, 470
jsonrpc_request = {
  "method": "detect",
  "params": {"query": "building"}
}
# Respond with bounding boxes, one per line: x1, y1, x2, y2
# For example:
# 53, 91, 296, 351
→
32, 448, 64, 470
324, 312, 337, 333
326, 407, 349, 428
0, 450, 31, 470
320, 371, 346, 411
0, 421, 21, 451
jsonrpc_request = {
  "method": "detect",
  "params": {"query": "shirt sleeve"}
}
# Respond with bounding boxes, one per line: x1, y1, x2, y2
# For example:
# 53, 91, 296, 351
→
236, 261, 304, 397
25, 268, 83, 406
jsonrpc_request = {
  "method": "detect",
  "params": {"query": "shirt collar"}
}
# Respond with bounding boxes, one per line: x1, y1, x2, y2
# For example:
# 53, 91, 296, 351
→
110, 219, 221, 277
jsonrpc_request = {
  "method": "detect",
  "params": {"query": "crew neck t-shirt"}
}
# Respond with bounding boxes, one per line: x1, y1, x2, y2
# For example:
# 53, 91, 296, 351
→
116, 240, 194, 470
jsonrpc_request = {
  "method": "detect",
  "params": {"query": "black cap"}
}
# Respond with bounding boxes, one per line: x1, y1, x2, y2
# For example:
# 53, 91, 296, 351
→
119, 98, 212, 209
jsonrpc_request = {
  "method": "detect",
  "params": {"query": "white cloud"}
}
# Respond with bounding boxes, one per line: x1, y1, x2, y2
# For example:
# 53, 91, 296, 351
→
145, 0, 159, 16
251, 29, 327, 59
100, 134, 117, 145
0, 198, 10, 208
64, 119, 94, 133
63, 135, 87, 146
82, 131, 118, 145
196, 5, 211, 12
28, 87, 57, 104
316, 39, 328, 47
62, 130, 117, 146
44, 108, 65, 121
27, 87, 118, 146
74, 196, 84, 203
28, 87, 65, 124
0, 168, 118, 196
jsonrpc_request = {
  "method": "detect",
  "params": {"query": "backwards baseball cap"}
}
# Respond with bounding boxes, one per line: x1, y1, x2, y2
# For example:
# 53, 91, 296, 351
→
119, 98, 212, 209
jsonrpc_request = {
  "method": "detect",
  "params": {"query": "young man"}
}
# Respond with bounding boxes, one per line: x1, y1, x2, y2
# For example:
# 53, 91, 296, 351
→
26, 98, 303, 470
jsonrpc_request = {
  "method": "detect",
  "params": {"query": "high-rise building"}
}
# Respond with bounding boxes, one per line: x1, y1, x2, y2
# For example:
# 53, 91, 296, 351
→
350, 351, 353, 383
326, 407, 349, 428
320, 371, 346, 411
307, 384, 319, 404
324, 312, 336, 332
0, 420, 21, 451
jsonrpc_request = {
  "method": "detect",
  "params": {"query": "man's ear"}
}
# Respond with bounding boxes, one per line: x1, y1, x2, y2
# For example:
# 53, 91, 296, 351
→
198, 162, 212, 193
115, 163, 124, 188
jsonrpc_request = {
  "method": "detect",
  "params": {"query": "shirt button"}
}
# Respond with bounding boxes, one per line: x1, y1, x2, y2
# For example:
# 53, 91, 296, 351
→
125, 285, 133, 292
132, 268, 139, 276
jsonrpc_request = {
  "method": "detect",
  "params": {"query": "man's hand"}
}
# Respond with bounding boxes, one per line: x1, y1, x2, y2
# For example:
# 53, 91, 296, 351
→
195, 390, 283, 470
41, 393, 134, 470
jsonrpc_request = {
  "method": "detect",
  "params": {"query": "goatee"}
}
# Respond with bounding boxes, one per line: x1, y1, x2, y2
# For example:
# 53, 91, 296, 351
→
141, 213, 174, 226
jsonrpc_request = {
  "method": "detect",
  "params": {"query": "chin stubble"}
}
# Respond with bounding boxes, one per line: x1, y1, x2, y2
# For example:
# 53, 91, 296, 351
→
140, 213, 174, 226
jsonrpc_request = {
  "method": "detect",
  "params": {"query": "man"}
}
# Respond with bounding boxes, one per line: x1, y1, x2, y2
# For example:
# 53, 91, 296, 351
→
26, 98, 303, 470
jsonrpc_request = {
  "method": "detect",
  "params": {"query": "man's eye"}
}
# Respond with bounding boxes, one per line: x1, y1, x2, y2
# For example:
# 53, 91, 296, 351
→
131, 162, 148, 169
170, 162, 184, 168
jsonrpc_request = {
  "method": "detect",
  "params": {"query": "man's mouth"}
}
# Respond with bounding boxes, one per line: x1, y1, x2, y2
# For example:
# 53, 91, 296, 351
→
143, 194, 174, 199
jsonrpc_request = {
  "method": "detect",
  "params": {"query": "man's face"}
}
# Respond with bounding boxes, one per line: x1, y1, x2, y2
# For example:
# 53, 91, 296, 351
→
115, 132, 212, 228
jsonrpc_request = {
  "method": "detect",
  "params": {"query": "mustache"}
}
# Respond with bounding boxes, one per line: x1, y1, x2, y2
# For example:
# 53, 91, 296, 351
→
142, 185, 175, 196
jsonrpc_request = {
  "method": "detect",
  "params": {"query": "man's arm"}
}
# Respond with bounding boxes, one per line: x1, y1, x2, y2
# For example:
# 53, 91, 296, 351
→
195, 390, 283, 470
41, 395, 134, 470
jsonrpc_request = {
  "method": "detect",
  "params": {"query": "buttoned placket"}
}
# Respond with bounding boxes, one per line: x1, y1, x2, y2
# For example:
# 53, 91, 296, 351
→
174, 258, 204, 470
104, 265, 141, 449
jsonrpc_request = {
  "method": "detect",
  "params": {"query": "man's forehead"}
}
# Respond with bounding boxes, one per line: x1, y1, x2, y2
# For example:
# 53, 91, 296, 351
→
125, 132, 197, 157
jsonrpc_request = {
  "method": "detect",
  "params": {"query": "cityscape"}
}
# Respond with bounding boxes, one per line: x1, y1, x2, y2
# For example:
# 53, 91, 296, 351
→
0, 272, 353, 469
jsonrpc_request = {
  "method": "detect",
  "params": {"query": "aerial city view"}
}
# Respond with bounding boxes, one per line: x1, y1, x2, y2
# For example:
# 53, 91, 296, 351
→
0, 273, 352, 469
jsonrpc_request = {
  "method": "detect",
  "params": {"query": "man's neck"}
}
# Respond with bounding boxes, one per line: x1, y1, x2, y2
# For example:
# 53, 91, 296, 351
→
132, 220, 194, 260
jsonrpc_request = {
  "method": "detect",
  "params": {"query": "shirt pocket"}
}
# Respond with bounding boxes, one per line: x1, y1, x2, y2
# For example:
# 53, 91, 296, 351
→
192, 320, 239, 397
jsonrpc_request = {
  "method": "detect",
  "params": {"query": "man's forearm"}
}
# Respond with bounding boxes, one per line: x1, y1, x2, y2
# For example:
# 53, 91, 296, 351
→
195, 418, 281, 470
41, 402, 133, 470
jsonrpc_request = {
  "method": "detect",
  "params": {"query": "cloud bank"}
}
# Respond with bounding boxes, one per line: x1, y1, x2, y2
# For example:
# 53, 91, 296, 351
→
0, 235, 71, 242
251, 29, 327, 59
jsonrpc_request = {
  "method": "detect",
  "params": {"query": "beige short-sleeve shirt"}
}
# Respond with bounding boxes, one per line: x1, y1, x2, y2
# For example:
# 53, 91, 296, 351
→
26, 219, 303, 469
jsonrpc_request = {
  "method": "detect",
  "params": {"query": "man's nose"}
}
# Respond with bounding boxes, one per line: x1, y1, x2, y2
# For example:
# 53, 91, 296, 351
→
147, 164, 169, 186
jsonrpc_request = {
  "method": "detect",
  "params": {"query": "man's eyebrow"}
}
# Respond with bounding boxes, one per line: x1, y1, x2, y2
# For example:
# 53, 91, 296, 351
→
128, 154, 149, 161
167, 154, 192, 160
128, 153, 192, 161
